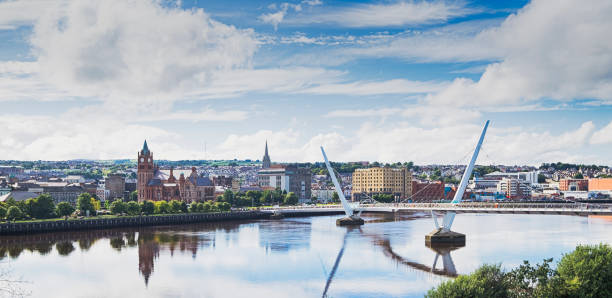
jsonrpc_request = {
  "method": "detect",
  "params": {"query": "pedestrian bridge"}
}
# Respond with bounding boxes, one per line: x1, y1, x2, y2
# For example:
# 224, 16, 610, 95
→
260, 202, 612, 216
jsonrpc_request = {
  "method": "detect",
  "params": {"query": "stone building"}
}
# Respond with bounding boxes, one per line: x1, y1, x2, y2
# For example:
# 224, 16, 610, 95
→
352, 167, 412, 200
257, 143, 311, 202
105, 174, 125, 200
137, 141, 215, 202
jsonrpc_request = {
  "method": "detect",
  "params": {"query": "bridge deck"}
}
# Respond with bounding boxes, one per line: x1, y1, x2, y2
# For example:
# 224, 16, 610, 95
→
258, 203, 612, 216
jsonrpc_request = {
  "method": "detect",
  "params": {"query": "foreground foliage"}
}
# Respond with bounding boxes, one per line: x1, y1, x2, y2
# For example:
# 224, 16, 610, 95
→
426, 244, 612, 298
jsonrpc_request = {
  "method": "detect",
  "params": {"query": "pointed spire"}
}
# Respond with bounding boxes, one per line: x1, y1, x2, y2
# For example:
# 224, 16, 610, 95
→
141, 140, 150, 155
262, 140, 271, 169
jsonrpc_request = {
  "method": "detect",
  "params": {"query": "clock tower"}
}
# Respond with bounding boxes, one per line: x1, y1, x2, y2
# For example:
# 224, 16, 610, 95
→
137, 140, 155, 202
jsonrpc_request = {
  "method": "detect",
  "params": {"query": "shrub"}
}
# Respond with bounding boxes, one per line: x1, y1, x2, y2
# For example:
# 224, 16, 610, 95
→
126, 201, 141, 215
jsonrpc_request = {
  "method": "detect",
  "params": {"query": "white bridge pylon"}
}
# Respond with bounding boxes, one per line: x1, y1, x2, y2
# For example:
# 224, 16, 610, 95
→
321, 146, 360, 217
440, 120, 490, 232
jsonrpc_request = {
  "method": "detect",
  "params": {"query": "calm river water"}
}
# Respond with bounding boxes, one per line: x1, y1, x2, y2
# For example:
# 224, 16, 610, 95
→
1, 213, 611, 298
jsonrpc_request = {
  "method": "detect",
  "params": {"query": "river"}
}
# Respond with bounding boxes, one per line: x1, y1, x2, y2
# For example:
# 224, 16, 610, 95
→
1, 213, 611, 297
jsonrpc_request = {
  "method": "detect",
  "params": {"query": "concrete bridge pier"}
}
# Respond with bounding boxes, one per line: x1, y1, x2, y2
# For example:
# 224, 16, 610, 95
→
425, 211, 465, 245
425, 229, 465, 246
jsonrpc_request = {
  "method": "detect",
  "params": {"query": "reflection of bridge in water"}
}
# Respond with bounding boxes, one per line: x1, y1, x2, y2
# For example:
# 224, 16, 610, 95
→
321, 225, 462, 298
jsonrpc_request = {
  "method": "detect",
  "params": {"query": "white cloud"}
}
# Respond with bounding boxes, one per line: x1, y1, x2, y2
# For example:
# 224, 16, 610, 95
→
299, 79, 446, 96
213, 120, 602, 165
347, 0, 612, 106
259, 10, 287, 30
0, 0, 66, 30
30, 0, 257, 103
288, 0, 476, 28
259, 0, 324, 29
324, 108, 402, 118
590, 121, 612, 145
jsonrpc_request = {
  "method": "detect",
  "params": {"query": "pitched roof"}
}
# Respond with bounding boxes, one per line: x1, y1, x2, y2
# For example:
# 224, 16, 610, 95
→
189, 176, 212, 186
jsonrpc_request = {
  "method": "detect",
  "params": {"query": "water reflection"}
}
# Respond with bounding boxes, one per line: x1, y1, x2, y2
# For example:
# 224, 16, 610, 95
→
0, 221, 252, 286
1, 214, 611, 297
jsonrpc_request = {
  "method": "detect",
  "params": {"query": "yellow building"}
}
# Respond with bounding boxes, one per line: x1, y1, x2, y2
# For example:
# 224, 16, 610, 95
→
352, 167, 412, 199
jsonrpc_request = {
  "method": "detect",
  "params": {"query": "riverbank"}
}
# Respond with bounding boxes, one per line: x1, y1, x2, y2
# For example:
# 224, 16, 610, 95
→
0, 211, 268, 235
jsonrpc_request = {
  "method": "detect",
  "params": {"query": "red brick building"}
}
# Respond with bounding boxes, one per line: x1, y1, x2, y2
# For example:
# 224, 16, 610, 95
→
559, 179, 588, 191
137, 141, 215, 202
410, 181, 445, 202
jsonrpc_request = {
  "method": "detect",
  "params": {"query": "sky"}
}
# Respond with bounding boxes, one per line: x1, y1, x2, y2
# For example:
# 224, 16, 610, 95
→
1, 0, 612, 165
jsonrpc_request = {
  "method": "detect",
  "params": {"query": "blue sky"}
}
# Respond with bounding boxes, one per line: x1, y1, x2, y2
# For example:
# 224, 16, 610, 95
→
0, 0, 611, 165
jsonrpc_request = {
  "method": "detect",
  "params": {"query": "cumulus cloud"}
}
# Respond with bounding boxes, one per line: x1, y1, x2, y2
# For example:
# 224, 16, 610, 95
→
590, 121, 612, 145
346, 0, 612, 106
212, 120, 602, 165
30, 0, 257, 103
0, 0, 66, 30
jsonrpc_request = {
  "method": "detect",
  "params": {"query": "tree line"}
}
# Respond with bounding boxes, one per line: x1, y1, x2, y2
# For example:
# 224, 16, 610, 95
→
217, 189, 299, 207
427, 243, 612, 297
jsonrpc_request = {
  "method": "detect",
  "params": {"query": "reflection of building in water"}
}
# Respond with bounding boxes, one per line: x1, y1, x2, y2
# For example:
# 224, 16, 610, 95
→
0, 223, 245, 285
138, 233, 160, 286
257, 220, 312, 253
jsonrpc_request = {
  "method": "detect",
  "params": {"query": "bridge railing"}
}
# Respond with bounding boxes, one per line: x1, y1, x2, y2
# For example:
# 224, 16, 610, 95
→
257, 202, 612, 212
361, 202, 612, 211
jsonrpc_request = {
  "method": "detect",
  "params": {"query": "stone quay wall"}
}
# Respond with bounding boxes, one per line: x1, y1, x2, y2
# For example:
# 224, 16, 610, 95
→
0, 211, 268, 235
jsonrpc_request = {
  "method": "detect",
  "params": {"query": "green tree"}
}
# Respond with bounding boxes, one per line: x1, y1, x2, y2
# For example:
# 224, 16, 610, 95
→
537, 174, 547, 183
427, 244, 612, 298
155, 201, 170, 214
55, 202, 75, 218
128, 190, 138, 202
126, 201, 141, 215
189, 202, 200, 213
199, 202, 208, 212
547, 243, 612, 297
6, 206, 23, 221
169, 200, 182, 213
283, 192, 298, 205
222, 189, 235, 205
26, 194, 56, 219
262, 190, 273, 205
77, 193, 96, 216
140, 200, 155, 215
573, 172, 584, 179
426, 264, 509, 298
110, 201, 127, 215
0, 206, 6, 220
179, 201, 188, 213
246, 190, 262, 207
332, 192, 340, 203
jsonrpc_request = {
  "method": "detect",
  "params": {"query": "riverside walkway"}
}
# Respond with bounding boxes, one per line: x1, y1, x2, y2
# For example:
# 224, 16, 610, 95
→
260, 202, 612, 216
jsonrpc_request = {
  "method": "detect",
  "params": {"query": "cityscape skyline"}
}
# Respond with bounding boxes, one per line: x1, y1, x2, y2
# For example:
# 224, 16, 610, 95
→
1, 0, 612, 165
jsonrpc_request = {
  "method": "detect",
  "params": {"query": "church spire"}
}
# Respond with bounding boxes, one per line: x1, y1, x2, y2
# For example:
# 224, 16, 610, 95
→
262, 140, 271, 169
141, 140, 150, 155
